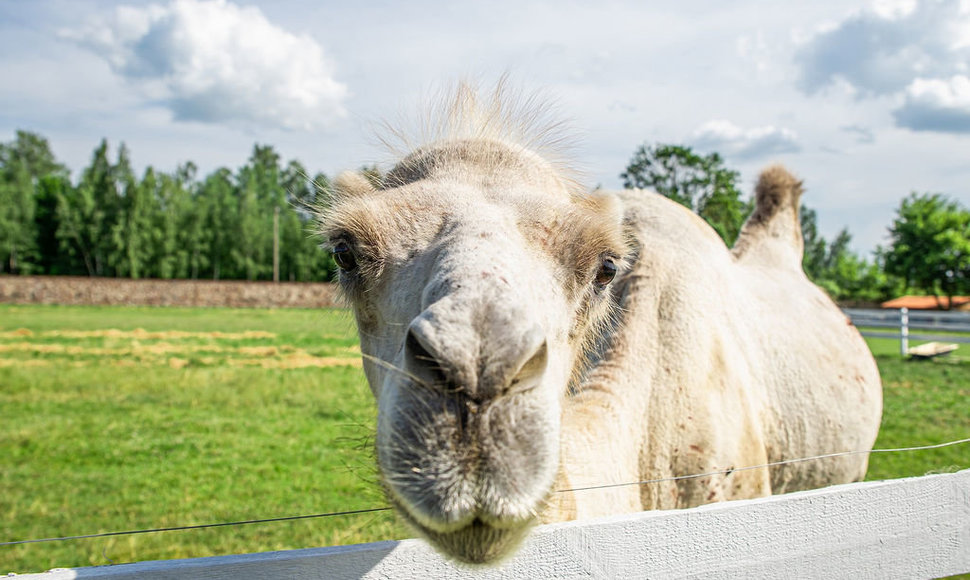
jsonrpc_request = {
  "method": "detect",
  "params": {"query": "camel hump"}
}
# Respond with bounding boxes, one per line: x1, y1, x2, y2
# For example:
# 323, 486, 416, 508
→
731, 165, 805, 269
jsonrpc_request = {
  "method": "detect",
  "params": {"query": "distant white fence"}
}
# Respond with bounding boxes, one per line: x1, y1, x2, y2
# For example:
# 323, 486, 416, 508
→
845, 307, 970, 355
18, 469, 970, 579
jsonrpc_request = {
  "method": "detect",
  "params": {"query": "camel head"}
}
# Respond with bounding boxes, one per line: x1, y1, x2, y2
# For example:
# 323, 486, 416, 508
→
318, 87, 627, 564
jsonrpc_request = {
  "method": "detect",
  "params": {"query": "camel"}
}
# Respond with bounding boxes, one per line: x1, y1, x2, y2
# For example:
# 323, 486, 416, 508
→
317, 83, 883, 564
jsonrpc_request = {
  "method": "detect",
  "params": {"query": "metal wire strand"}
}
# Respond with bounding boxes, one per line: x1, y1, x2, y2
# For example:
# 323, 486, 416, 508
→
2, 437, 967, 548
556, 437, 970, 493
0, 508, 392, 547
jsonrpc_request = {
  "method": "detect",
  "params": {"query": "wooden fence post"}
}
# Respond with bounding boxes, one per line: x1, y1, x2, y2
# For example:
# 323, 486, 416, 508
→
273, 206, 280, 283
900, 307, 909, 356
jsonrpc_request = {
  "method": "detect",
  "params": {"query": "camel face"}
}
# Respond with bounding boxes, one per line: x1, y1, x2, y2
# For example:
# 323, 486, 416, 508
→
321, 143, 627, 563
318, 84, 881, 566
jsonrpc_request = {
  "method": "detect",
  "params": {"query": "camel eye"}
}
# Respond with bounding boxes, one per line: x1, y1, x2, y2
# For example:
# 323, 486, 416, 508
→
593, 258, 617, 290
332, 241, 358, 271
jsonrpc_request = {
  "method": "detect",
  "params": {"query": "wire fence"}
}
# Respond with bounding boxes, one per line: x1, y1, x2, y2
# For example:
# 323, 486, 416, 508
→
4, 436, 968, 549
844, 307, 970, 356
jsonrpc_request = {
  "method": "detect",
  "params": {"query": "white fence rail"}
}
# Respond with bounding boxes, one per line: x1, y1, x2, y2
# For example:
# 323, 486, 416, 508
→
844, 307, 970, 355
17, 469, 970, 579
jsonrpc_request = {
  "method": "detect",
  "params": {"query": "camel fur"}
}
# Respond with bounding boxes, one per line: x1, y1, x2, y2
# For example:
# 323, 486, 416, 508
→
317, 83, 882, 564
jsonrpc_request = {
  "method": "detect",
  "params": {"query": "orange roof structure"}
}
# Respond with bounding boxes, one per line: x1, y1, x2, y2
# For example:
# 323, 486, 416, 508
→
880, 295, 970, 310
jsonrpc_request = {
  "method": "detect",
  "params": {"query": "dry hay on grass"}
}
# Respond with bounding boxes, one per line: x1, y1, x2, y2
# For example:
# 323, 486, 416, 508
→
0, 329, 361, 369
0, 358, 50, 367
0, 341, 251, 356
227, 352, 363, 369
0, 328, 276, 340
4, 329, 279, 340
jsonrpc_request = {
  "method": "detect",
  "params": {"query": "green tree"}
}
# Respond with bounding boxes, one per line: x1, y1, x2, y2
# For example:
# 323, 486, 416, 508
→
303, 171, 338, 281
279, 160, 310, 281
110, 147, 158, 278
621, 144, 748, 245
200, 168, 237, 280
884, 193, 970, 309
57, 186, 107, 276
0, 159, 36, 273
278, 161, 337, 281
281, 160, 314, 217
0, 131, 69, 274
175, 162, 210, 279
152, 171, 193, 279
232, 145, 284, 280
812, 228, 878, 301
58, 140, 127, 276
86, 140, 116, 276
34, 174, 75, 274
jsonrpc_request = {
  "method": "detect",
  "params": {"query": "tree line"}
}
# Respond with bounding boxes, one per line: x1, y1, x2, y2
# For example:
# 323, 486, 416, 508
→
0, 131, 335, 282
2, 132, 968, 307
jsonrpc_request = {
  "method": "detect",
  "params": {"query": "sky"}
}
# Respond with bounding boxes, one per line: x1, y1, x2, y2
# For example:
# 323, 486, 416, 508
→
3, 0, 970, 256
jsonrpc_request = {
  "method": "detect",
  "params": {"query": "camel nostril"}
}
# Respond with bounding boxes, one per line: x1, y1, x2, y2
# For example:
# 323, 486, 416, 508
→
507, 335, 548, 394
405, 327, 451, 388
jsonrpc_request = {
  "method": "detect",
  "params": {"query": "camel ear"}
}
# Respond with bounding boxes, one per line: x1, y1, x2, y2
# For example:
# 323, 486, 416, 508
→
332, 171, 377, 200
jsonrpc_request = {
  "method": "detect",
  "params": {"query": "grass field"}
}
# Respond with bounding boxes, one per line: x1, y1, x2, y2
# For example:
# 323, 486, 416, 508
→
1, 304, 968, 573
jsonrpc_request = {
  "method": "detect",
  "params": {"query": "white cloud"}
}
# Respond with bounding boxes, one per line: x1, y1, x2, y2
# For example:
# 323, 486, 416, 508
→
61, 0, 347, 130
794, 0, 970, 97
894, 74, 970, 131
794, 0, 970, 133
870, 0, 918, 19
690, 120, 801, 160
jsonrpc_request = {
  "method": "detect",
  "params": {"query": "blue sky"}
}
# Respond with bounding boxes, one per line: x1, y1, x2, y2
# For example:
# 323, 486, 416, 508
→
3, 0, 970, 255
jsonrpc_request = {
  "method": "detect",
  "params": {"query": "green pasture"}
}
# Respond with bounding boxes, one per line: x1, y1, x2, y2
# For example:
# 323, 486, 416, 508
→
1, 304, 968, 573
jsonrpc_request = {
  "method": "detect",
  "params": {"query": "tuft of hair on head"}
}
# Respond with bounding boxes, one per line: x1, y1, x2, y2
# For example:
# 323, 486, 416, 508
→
376, 75, 585, 190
